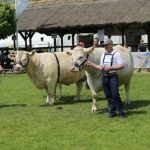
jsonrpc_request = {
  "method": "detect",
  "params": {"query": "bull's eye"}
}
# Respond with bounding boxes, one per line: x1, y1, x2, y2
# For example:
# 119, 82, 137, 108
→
80, 56, 83, 59
23, 58, 27, 62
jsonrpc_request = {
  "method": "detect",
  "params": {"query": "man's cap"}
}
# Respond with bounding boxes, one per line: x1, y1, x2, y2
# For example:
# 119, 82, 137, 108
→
103, 39, 113, 45
78, 42, 85, 47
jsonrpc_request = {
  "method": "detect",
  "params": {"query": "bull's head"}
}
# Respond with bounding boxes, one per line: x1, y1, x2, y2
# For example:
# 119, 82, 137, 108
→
8, 50, 36, 72
66, 46, 95, 72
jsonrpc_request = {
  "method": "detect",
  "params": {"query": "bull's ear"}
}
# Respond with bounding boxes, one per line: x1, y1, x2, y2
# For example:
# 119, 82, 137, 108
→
66, 51, 73, 55
83, 46, 95, 54
66, 51, 73, 59
8, 54, 15, 60
27, 50, 36, 57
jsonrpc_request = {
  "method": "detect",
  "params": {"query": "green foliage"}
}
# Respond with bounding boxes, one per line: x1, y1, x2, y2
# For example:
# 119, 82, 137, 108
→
0, 3, 16, 39
0, 73, 150, 150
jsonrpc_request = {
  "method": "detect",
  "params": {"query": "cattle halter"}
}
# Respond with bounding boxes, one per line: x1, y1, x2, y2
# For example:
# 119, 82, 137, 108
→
72, 54, 89, 71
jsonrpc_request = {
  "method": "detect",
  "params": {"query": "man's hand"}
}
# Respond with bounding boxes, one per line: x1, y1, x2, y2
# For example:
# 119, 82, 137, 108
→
85, 61, 93, 66
104, 66, 112, 72
85, 61, 103, 70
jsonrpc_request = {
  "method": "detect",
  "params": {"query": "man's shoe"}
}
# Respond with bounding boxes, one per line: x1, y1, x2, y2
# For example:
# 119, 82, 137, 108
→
108, 113, 117, 118
118, 113, 125, 119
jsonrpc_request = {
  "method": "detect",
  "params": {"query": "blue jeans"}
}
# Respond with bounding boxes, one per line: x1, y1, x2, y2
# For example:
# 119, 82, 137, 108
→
12, 63, 15, 70
86, 80, 90, 89
102, 75, 124, 115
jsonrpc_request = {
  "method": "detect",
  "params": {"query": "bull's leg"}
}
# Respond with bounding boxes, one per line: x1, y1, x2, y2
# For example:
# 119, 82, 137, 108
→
91, 93, 98, 112
87, 78, 99, 112
57, 83, 62, 99
124, 80, 131, 105
46, 94, 55, 106
74, 81, 83, 101
87, 77, 98, 112
45, 82, 57, 106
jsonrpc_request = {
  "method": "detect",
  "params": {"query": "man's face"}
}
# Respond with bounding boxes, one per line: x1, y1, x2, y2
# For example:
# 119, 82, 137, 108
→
140, 41, 143, 44
124, 44, 127, 48
94, 39, 99, 46
104, 43, 113, 51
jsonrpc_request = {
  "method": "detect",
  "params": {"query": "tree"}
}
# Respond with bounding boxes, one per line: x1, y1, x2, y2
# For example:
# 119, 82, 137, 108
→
0, 3, 16, 39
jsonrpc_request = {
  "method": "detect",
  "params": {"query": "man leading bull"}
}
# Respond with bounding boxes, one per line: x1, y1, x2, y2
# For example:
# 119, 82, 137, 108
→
85, 39, 125, 119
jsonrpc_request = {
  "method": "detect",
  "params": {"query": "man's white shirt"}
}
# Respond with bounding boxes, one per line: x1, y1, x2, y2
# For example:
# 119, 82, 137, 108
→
100, 50, 124, 73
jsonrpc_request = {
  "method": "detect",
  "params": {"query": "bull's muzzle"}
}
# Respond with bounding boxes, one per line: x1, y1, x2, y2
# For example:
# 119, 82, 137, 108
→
14, 64, 22, 71
71, 62, 80, 72
71, 62, 79, 67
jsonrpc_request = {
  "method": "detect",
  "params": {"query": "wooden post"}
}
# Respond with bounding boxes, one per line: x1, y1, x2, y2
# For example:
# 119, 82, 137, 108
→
59, 33, 64, 52
29, 31, 35, 48
13, 33, 16, 49
54, 38, 56, 52
25, 32, 28, 48
121, 31, 125, 45
19, 31, 29, 49
72, 33, 75, 49
115, 24, 128, 45
143, 23, 150, 50
108, 35, 111, 39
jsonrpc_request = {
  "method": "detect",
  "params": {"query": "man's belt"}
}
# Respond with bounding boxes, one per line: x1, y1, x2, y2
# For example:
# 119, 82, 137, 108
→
103, 72, 117, 77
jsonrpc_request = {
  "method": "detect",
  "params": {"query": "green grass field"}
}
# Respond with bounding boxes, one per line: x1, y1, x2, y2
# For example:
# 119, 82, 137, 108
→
0, 73, 150, 150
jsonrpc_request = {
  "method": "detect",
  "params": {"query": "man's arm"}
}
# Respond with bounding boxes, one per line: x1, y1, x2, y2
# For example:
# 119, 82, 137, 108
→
103, 64, 124, 72
85, 61, 103, 70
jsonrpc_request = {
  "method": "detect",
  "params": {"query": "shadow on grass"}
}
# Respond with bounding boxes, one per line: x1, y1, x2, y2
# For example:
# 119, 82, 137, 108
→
0, 104, 27, 108
39, 95, 106, 107
125, 110, 147, 116
96, 108, 147, 116
124, 100, 150, 110
95, 100, 150, 116
96, 107, 108, 114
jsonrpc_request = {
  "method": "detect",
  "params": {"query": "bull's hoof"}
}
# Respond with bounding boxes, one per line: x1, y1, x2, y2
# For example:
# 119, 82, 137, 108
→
125, 102, 131, 106
73, 99, 79, 102
91, 109, 98, 112
59, 96, 62, 99
48, 103, 54, 106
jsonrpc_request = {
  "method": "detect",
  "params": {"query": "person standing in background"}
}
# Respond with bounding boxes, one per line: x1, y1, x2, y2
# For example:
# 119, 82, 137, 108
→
124, 43, 132, 52
137, 39, 148, 72
93, 38, 100, 47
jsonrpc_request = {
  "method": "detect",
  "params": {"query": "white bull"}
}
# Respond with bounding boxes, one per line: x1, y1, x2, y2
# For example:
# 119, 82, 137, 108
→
8, 51, 86, 105
67, 45, 134, 112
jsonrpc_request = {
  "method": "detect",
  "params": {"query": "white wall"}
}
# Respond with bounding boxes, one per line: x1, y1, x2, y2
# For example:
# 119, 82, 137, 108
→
0, 32, 148, 50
